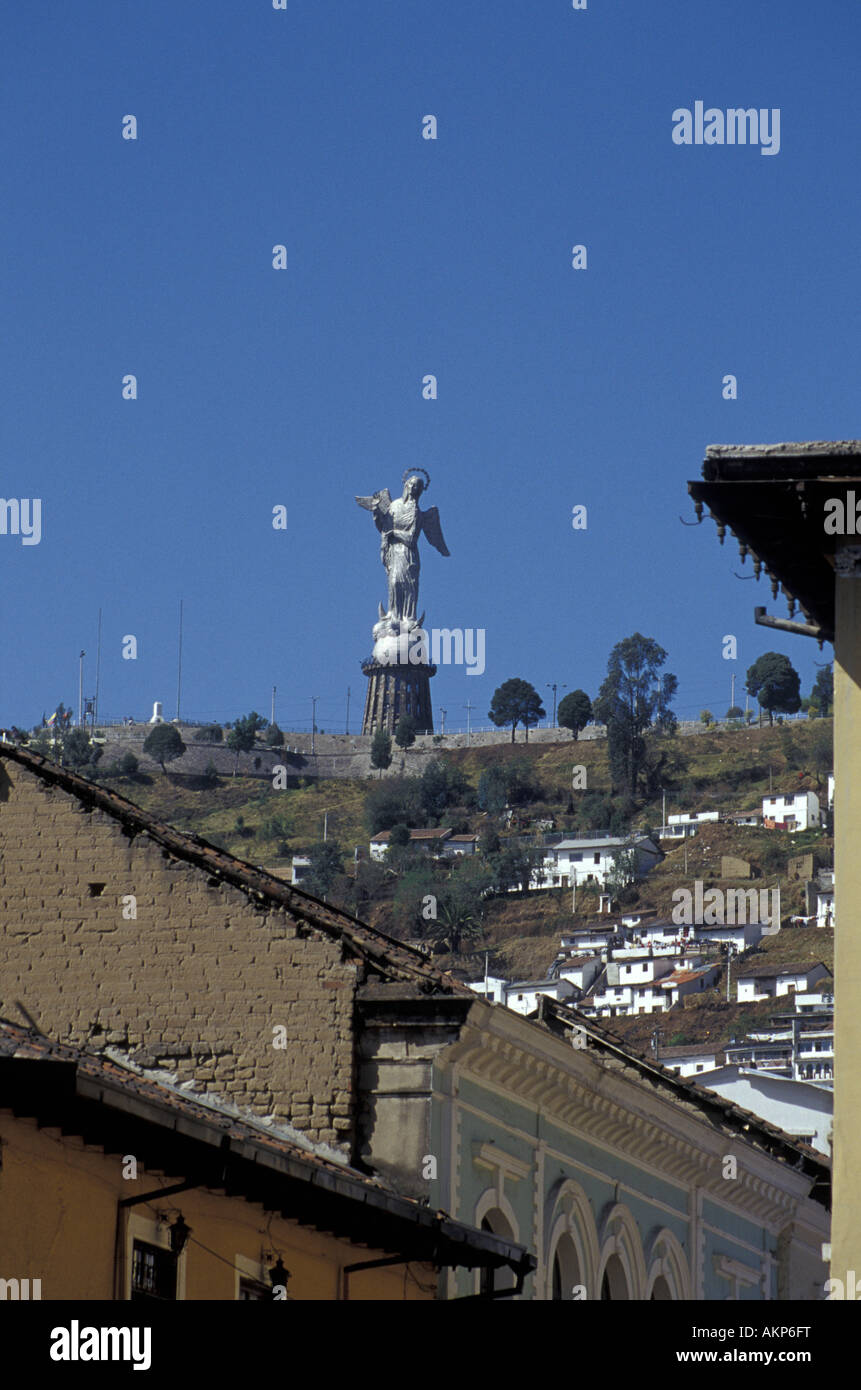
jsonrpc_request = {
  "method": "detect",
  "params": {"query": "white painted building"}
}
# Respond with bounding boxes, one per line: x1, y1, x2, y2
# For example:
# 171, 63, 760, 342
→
556, 955, 603, 993
369, 827, 452, 860
467, 975, 507, 1005
694, 1066, 833, 1156
660, 964, 721, 1008
660, 811, 720, 840
291, 855, 311, 886
762, 791, 821, 832
632, 918, 763, 955
736, 961, 831, 1004
658, 1044, 724, 1078
503, 977, 579, 1016
534, 835, 661, 891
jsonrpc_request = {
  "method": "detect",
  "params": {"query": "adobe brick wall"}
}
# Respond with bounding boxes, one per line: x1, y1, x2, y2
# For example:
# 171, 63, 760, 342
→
0, 758, 358, 1150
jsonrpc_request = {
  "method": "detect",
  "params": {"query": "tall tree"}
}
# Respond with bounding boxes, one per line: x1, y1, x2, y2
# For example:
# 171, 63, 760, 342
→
302, 840, 343, 900
746, 653, 801, 726
370, 728, 393, 778
488, 678, 546, 743
143, 723, 186, 774
810, 664, 834, 715
593, 634, 677, 796
394, 714, 417, 752
557, 689, 592, 740
227, 711, 266, 774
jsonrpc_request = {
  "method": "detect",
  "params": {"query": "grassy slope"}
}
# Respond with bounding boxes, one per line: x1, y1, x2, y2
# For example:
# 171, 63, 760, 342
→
94, 720, 833, 1049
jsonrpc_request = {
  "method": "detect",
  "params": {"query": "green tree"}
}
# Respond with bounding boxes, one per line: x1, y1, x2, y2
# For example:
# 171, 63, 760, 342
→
266, 722, 284, 747
389, 822, 411, 847
811, 665, 834, 715
143, 723, 186, 773
700, 709, 714, 727
419, 758, 472, 821
477, 765, 509, 814
488, 678, 546, 743
605, 845, 640, 896
364, 776, 424, 834
61, 728, 101, 772
593, 634, 677, 796
745, 653, 801, 726
394, 714, 417, 752
726, 705, 743, 720
225, 711, 266, 774
302, 840, 344, 900
370, 728, 393, 778
558, 689, 592, 740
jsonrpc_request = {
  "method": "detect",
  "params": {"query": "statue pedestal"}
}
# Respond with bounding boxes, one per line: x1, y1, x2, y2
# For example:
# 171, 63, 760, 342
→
361, 659, 436, 735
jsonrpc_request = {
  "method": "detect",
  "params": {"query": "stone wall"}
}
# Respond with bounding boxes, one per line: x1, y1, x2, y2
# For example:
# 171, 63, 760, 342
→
0, 757, 358, 1149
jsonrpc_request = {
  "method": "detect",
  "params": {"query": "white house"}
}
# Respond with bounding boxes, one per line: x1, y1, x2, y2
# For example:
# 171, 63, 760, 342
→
736, 961, 831, 1004
369, 827, 452, 860
631, 918, 763, 955
660, 811, 720, 840
503, 977, 579, 1016
441, 833, 478, 858
694, 1066, 833, 1156
556, 954, 603, 992
290, 855, 311, 886
660, 964, 721, 1008
559, 924, 620, 955
467, 975, 507, 1005
762, 791, 821, 832
585, 958, 675, 1017
814, 871, 835, 928
535, 835, 661, 891
658, 1044, 724, 1078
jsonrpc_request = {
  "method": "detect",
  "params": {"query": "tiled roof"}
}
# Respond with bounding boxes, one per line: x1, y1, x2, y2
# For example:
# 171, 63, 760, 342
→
0, 1018, 533, 1279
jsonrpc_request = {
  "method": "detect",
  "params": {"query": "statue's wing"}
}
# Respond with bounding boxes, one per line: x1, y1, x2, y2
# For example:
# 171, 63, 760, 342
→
356, 488, 392, 514
421, 506, 450, 557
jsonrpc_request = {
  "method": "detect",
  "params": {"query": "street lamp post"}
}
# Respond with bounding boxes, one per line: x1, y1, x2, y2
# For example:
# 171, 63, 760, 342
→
547, 682, 566, 728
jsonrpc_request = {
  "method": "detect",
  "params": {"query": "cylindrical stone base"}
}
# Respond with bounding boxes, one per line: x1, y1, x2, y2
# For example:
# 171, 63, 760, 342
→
361, 661, 436, 735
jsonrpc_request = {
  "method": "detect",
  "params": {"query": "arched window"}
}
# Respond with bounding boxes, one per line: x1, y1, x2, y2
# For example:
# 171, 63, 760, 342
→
600, 1253, 629, 1300
650, 1275, 672, 1300
550, 1233, 582, 1301
479, 1209, 516, 1296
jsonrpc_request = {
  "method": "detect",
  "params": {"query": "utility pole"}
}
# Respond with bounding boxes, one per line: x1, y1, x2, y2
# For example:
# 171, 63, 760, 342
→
95, 608, 102, 727
78, 651, 85, 726
730, 672, 736, 712
176, 599, 184, 723
345, 686, 351, 736
662, 787, 666, 838
311, 697, 318, 755
464, 701, 474, 746
440, 708, 447, 735
547, 682, 566, 728
271, 686, 276, 727
323, 809, 328, 842
726, 946, 732, 1003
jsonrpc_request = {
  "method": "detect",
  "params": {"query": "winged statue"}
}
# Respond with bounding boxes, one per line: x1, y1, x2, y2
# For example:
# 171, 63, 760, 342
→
356, 470, 449, 624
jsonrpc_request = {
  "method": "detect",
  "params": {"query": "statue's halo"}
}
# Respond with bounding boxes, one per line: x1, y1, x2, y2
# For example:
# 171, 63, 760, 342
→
402, 467, 430, 491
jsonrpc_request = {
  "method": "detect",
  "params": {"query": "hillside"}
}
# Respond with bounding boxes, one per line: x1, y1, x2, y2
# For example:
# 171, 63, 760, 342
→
81, 718, 834, 1050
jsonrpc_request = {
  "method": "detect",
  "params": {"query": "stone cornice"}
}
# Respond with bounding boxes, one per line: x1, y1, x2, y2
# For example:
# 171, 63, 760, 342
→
441, 1005, 825, 1230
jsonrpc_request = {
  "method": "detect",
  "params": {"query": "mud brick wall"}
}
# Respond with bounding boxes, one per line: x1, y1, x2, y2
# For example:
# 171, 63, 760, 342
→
0, 759, 357, 1149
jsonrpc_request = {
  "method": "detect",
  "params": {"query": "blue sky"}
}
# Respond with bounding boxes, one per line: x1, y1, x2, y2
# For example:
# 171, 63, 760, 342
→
0, 0, 850, 732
